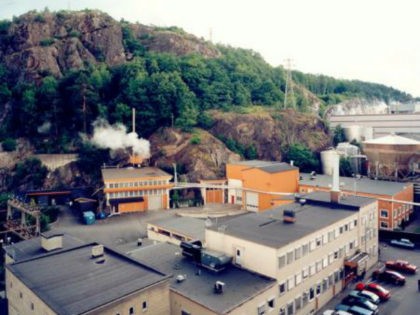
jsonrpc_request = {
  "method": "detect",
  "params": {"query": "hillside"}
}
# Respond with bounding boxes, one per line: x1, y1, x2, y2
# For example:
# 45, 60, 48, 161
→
0, 9, 414, 190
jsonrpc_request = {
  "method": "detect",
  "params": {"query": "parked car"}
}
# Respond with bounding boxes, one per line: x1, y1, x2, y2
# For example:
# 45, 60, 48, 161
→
335, 304, 376, 315
355, 282, 391, 301
341, 296, 379, 314
385, 259, 417, 274
389, 238, 415, 249
372, 267, 405, 285
348, 290, 380, 305
323, 310, 352, 315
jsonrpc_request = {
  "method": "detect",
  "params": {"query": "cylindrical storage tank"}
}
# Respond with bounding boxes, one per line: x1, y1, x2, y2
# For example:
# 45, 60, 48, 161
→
321, 149, 338, 176
343, 125, 362, 142
362, 126, 373, 141
362, 134, 420, 179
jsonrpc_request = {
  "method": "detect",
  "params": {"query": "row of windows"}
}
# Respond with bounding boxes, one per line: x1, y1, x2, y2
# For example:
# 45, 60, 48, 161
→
108, 180, 168, 188
256, 297, 275, 315
278, 220, 357, 269
278, 269, 344, 315
108, 189, 166, 199
279, 240, 356, 293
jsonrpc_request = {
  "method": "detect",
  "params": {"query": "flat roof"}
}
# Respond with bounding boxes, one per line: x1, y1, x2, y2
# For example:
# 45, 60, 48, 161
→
7, 243, 169, 315
148, 216, 205, 241
207, 192, 374, 248
230, 160, 297, 173
101, 167, 172, 180
300, 173, 412, 196
128, 243, 276, 314
4, 233, 85, 262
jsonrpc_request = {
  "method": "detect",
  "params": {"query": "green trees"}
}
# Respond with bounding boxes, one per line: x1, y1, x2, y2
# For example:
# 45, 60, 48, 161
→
11, 158, 48, 190
284, 143, 319, 173
333, 124, 346, 146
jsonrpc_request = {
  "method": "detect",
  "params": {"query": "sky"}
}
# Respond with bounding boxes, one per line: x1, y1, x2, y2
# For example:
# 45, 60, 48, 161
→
1, 0, 420, 97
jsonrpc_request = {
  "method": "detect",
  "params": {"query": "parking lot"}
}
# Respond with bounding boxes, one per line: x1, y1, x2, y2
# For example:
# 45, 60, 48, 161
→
317, 242, 420, 314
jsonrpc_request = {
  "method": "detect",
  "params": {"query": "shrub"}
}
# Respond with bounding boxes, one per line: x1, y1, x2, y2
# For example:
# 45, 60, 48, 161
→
69, 30, 81, 38
40, 38, 55, 46
190, 134, 201, 145
2, 138, 16, 151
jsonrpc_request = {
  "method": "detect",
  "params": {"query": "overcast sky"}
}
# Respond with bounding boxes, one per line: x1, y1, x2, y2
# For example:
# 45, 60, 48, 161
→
2, 0, 419, 97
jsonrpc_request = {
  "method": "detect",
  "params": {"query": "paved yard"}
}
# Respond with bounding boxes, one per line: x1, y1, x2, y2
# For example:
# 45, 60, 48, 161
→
317, 242, 420, 315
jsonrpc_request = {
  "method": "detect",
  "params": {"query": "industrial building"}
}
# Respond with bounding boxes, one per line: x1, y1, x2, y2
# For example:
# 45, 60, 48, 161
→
226, 160, 299, 211
362, 134, 420, 179
205, 191, 378, 315
299, 173, 414, 230
102, 167, 173, 213
128, 242, 277, 315
6, 240, 171, 315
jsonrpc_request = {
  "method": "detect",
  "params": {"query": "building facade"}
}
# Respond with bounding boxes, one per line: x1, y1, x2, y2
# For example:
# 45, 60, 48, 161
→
206, 192, 379, 315
299, 173, 414, 230
102, 167, 173, 213
226, 160, 299, 211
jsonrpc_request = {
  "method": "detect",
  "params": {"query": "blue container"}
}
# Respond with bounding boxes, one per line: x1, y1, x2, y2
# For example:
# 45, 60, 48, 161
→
83, 211, 96, 225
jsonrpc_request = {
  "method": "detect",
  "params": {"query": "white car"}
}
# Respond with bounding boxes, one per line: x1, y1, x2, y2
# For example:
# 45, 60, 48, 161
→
323, 310, 352, 315
390, 238, 415, 249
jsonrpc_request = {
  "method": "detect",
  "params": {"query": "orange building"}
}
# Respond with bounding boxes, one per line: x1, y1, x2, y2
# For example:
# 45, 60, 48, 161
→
299, 173, 414, 230
226, 160, 299, 211
199, 179, 226, 204
102, 167, 173, 214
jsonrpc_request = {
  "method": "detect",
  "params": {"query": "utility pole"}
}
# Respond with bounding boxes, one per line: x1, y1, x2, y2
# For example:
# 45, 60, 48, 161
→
283, 58, 296, 110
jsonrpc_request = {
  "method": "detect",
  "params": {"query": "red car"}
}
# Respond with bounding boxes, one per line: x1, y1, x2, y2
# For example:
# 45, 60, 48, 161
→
355, 282, 391, 301
385, 260, 417, 274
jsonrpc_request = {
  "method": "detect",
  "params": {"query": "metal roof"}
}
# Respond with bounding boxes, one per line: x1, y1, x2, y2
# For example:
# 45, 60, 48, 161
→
207, 192, 374, 249
101, 167, 172, 180
363, 134, 420, 145
299, 173, 411, 196
128, 243, 276, 314
231, 160, 297, 173
3, 233, 85, 262
7, 243, 169, 315
148, 216, 206, 241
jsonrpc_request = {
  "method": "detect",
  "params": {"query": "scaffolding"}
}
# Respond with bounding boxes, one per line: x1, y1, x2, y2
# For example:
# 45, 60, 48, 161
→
3, 198, 41, 240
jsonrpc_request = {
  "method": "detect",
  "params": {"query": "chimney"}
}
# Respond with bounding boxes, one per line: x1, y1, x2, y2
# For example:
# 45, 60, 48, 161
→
91, 244, 104, 258
41, 232, 63, 252
330, 151, 341, 203
214, 281, 225, 294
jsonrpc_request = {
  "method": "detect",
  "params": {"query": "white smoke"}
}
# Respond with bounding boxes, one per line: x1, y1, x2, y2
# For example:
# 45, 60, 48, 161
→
90, 119, 150, 158
37, 121, 51, 134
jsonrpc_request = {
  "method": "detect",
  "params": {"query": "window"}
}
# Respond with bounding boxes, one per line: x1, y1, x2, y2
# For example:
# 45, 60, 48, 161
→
279, 307, 286, 315
287, 301, 294, 315
339, 226, 343, 234
257, 303, 267, 315
129, 307, 135, 315
278, 255, 286, 269
322, 257, 328, 268
316, 237, 322, 247
286, 250, 294, 264
302, 291, 309, 306
309, 240, 315, 251
19, 292, 23, 299
181, 311, 191, 315
267, 298, 275, 310
316, 283, 321, 296
380, 210, 388, 218
309, 287, 315, 300
334, 270, 340, 283
294, 247, 301, 260
302, 243, 308, 256
287, 276, 294, 291
295, 295, 302, 311
380, 221, 389, 228
279, 282, 286, 295
142, 301, 147, 311
354, 219, 358, 226
316, 260, 322, 272
302, 267, 309, 279
295, 272, 302, 285
30, 302, 34, 311
322, 278, 328, 291
309, 263, 315, 276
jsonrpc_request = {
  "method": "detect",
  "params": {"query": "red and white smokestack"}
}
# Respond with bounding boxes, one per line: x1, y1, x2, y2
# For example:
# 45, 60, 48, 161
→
330, 151, 341, 203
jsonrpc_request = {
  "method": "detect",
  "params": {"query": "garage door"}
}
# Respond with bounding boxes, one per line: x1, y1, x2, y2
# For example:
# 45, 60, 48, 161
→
118, 202, 145, 213
148, 195, 162, 210
245, 192, 259, 211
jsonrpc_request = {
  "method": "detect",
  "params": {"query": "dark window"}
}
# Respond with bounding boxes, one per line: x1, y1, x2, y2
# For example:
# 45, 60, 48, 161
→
142, 301, 147, 310
129, 307, 135, 315
181, 311, 191, 315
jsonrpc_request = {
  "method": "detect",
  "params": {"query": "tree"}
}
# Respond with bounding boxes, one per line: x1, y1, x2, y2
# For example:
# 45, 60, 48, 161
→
339, 157, 353, 177
2, 138, 16, 151
284, 143, 319, 173
333, 124, 346, 146
11, 157, 48, 190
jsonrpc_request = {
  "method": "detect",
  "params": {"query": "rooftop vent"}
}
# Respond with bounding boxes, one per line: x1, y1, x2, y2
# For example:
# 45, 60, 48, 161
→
214, 281, 225, 294
176, 274, 187, 283
91, 244, 104, 258
41, 232, 63, 252
283, 210, 296, 224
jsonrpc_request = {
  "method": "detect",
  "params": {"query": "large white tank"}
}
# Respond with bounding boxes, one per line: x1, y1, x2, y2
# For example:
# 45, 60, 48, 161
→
321, 149, 339, 176
343, 125, 362, 142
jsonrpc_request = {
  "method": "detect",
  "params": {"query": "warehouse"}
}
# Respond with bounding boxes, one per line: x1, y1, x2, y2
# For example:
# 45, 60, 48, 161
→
102, 166, 173, 213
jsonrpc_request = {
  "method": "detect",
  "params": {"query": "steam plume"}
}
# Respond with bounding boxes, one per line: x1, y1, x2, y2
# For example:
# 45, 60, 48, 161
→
91, 119, 150, 158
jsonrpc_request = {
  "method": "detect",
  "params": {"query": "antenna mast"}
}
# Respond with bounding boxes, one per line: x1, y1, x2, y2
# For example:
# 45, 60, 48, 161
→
283, 58, 296, 110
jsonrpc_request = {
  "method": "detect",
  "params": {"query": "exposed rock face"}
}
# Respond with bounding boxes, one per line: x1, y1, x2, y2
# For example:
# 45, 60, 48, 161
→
209, 109, 331, 161
0, 10, 220, 83
130, 24, 220, 58
149, 128, 240, 181
325, 98, 389, 117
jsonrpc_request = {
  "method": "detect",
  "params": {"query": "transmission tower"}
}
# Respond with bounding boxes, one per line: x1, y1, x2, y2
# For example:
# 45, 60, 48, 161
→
283, 58, 296, 109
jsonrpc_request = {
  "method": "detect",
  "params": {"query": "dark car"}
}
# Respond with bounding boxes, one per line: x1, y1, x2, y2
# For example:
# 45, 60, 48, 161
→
355, 282, 391, 301
372, 267, 405, 285
385, 260, 417, 274
341, 296, 379, 314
